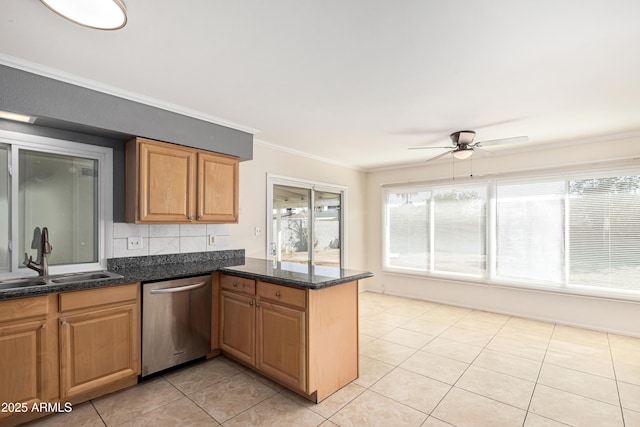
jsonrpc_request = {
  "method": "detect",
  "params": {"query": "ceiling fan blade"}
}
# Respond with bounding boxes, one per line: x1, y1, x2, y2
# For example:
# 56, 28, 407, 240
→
473, 136, 528, 147
426, 150, 454, 162
473, 147, 496, 157
408, 146, 452, 150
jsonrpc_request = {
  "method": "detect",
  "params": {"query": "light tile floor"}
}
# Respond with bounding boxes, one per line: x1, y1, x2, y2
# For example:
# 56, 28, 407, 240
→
25, 291, 640, 426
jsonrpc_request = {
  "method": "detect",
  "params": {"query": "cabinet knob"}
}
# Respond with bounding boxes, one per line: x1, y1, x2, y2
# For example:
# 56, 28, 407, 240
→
275, 291, 281, 297
232, 282, 238, 287
188, 216, 194, 221
197, 215, 203, 220
61, 320, 67, 325
256, 303, 260, 308
249, 300, 253, 306
41, 324, 47, 329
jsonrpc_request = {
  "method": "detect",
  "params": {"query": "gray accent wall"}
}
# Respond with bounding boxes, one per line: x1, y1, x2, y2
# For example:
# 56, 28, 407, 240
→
0, 65, 253, 160
0, 64, 255, 222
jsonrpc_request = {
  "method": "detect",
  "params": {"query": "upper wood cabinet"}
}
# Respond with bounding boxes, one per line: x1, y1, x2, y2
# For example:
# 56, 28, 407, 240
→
126, 137, 239, 223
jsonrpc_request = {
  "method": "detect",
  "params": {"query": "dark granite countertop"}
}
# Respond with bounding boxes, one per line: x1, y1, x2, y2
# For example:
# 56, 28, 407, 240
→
0, 251, 372, 300
221, 258, 373, 289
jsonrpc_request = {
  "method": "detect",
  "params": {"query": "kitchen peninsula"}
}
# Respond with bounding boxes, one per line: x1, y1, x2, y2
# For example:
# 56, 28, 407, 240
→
0, 252, 372, 425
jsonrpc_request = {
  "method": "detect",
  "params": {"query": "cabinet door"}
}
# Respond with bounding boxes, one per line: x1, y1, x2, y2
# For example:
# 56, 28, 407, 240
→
138, 139, 196, 222
59, 303, 139, 400
197, 151, 239, 223
256, 300, 306, 392
220, 290, 255, 366
0, 318, 48, 417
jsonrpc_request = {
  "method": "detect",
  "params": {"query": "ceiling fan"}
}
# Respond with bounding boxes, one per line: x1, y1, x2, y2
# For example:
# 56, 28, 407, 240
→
409, 130, 528, 162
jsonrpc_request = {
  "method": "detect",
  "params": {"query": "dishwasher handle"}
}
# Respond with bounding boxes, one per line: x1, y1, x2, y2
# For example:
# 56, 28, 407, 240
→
149, 281, 208, 294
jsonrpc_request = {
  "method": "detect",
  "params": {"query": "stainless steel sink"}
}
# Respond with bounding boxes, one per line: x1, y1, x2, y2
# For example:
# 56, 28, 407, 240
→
0, 271, 124, 291
0, 277, 48, 290
50, 271, 123, 284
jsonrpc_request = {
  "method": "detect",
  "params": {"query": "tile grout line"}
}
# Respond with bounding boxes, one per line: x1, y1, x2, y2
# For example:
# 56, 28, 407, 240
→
607, 332, 627, 427
521, 321, 556, 427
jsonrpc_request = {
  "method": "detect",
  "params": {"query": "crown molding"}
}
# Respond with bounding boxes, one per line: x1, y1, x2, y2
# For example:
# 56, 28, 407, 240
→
0, 53, 260, 135
253, 138, 365, 171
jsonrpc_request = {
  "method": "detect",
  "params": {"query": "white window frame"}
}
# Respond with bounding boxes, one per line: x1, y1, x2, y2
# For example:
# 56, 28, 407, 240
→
0, 129, 113, 278
266, 174, 347, 268
381, 161, 640, 301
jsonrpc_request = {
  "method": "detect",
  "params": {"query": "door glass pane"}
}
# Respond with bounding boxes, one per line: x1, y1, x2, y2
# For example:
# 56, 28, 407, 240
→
313, 190, 341, 268
433, 186, 487, 275
0, 146, 8, 270
272, 185, 311, 264
19, 150, 98, 266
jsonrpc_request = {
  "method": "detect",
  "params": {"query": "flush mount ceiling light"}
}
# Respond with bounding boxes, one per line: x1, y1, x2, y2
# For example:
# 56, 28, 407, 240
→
0, 110, 37, 123
452, 148, 473, 160
40, 0, 127, 30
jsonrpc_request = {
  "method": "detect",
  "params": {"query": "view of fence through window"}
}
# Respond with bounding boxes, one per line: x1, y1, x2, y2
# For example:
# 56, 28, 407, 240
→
272, 184, 342, 268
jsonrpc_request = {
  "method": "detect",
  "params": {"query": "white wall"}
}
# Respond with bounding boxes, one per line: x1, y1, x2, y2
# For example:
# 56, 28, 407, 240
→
366, 135, 640, 337
229, 142, 370, 273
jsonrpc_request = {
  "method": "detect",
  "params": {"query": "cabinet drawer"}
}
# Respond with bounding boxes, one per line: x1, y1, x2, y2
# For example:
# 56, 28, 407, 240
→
258, 281, 306, 309
59, 283, 139, 312
0, 296, 49, 323
220, 274, 256, 296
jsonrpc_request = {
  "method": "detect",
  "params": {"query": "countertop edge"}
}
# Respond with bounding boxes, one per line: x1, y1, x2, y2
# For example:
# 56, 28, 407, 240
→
0, 259, 373, 300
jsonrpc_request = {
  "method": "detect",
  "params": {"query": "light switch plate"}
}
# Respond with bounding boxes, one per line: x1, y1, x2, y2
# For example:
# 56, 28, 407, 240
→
127, 237, 143, 250
209, 234, 216, 245
255, 227, 263, 237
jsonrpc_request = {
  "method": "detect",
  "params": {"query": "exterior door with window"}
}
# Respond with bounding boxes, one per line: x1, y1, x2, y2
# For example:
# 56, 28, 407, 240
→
269, 177, 344, 268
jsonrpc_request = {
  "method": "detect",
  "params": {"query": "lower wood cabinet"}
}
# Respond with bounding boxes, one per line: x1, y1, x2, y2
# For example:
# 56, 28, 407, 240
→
0, 295, 57, 425
220, 290, 255, 366
219, 274, 358, 402
256, 299, 306, 391
59, 283, 140, 401
0, 283, 140, 426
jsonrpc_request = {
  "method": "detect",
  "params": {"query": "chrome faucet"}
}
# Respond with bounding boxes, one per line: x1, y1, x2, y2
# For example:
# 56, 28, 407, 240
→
25, 227, 53, 277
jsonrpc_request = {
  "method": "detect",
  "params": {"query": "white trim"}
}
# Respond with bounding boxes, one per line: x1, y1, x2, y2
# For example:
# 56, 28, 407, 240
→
254, 139, 365, 171
0, 53, 260, 135
0, 129, 112, 277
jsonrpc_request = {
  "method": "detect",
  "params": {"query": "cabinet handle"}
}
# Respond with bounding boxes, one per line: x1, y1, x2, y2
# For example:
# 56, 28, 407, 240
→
275, 291, 281, 297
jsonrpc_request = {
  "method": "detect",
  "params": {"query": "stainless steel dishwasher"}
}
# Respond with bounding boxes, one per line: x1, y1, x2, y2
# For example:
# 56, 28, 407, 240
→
142, 275, 211, 376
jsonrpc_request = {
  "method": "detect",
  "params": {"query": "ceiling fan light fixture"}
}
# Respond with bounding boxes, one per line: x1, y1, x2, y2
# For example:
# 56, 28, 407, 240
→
40, 0, 127, 30
453, 148, 473, 160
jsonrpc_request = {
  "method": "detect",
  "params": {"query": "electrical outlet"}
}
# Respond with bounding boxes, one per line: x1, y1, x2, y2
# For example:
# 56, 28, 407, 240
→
127, 237, 143, 250
209, 234, 216, 245
255, 227, 262, 237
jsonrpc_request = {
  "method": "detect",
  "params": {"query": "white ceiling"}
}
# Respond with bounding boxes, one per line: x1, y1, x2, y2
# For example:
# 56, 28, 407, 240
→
2, 0, 640, 170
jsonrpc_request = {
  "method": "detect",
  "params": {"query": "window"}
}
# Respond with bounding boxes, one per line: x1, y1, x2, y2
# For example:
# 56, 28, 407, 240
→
0, 131, 112, 276
268, 175, 346, 268
569, 176, 640, 291
496, 180, 565, 283
433, 186, 487, 276
383, 168, 640, 298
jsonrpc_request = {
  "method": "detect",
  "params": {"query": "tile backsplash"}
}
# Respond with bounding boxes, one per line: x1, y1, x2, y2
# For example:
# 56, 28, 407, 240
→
112, 223, 232, 258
